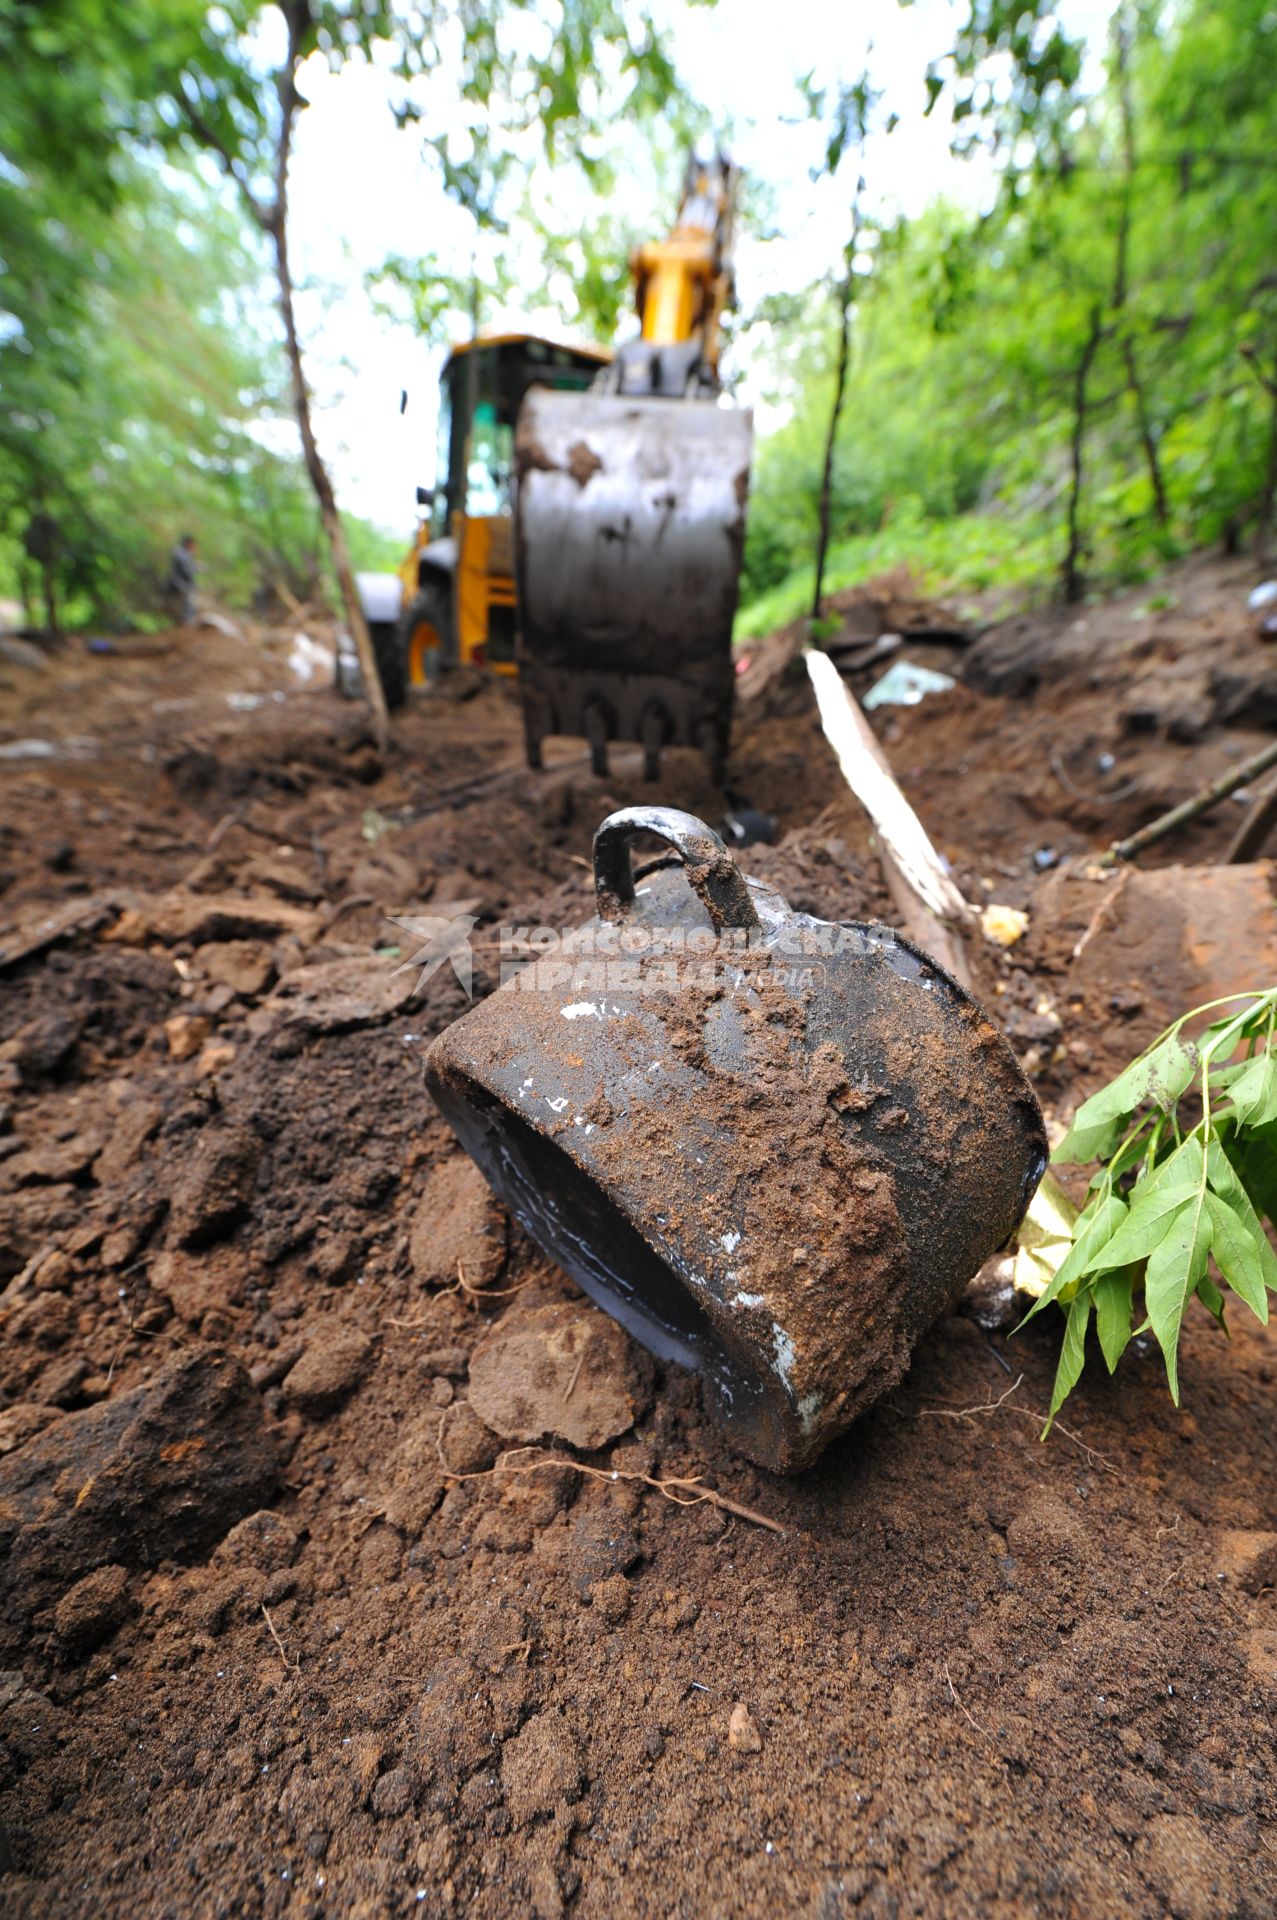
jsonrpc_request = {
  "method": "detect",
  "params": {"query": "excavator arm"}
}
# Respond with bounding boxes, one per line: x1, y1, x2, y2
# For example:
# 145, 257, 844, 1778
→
610, 152, 739, 398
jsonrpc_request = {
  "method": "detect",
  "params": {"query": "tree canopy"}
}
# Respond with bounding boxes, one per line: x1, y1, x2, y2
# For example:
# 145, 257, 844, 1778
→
741, 0, 1277, 627
2, 0, 1276, 636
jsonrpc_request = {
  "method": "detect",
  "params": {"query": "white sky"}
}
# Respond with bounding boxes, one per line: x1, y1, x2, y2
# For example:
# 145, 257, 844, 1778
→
278, 0, 1114, 530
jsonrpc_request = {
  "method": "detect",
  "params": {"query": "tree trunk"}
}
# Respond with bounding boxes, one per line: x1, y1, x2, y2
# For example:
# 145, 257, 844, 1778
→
40, 557, 59, 643
1257, 377, 1277, 565
1111, 12, 1169, 533
1063, 311, 1103, 604
268, 79, 389, 750
181, 7, 391, 749
812, 186, 864, 625
1123, 337, 1170, 529
812, 276, 852, 624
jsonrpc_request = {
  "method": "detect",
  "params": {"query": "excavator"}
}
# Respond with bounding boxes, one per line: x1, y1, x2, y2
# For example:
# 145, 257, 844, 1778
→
356, 152, 752, 781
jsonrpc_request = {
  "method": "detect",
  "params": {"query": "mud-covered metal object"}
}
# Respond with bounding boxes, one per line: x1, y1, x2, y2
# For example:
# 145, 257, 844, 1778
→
425, 807, 1047, 1472
514, 392, 751, 780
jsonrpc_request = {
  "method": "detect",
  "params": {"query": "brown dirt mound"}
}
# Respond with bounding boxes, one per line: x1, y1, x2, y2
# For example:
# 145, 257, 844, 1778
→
1, 555, 1276, 1915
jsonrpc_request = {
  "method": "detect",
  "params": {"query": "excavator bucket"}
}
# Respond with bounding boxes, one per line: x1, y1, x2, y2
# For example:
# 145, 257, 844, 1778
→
514, 389, 752, 782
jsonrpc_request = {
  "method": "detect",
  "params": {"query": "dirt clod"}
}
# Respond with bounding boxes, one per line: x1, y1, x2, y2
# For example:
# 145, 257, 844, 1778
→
467, 1301, 653, 1449
52, 1564, 130, 1655
500, 1711, 583, 1824
727, 1702, 763, 1754
0, 1347, 277, 1638
196, 940, 275, 997
164, 1011, 212, 1061
409, 1155, 508, 1287
282, 1319, 373, 1414
166, 1122, 260, 1249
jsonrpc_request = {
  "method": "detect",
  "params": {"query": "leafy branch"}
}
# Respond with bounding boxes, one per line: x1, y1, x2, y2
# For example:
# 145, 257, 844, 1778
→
1021, 989, 1277, 1427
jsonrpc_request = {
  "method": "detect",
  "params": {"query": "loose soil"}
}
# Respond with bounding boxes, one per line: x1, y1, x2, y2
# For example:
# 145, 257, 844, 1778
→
2, 556, 1277, 1918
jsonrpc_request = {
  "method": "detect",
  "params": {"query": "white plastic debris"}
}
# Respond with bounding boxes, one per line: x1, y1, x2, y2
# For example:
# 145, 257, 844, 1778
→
288, 630, 333, 685
1248, 581, 1277, 612
0, 738, 56, 759
862, 661, 957, 710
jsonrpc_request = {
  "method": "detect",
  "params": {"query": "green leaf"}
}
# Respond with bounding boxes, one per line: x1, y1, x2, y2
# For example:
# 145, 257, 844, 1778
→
1054, 1032, 1198, 1164
1054, 1106, 1127, 1168
1195, 1270, 1228, 1331
1203, 1191, 1270, 1322
1143, 1191, 1212, 1405
1225, 1119, 1277, 1229
1043, 1290, 1092, 1433
1018, 1191, 1126, 1325
1207, 1139, 1277, 1300
1088, 1136, 1207, 1272
1228, 1053, 1277, 1130
1093, 1268, 1134, 1373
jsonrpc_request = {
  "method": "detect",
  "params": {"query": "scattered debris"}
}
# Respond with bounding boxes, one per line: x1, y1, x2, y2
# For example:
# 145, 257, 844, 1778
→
862, 661, 956, 709
980, 903, 1030, 948
3, 553, 1277, 1912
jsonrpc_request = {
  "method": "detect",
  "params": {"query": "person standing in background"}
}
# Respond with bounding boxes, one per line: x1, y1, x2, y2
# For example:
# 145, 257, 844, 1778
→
165, 533, 199, 626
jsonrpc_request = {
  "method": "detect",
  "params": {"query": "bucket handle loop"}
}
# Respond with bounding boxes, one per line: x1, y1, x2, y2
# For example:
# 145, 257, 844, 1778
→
593, 807, 762, 933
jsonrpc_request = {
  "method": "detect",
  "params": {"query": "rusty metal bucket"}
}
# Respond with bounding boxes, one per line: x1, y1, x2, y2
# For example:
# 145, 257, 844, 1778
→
425, 807, 1047, 1472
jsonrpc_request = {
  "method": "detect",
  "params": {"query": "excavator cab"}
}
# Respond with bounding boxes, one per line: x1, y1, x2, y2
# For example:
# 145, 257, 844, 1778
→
364, 335, 608, 705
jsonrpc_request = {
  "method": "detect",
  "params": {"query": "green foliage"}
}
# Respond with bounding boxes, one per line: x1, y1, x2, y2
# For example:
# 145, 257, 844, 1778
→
1, 0, 692, 627
0, 149, 322, 624
369, 19, 694, 354
739, 0, 1277, 627
735, 502, 1056, 643
1022, 992, 1277, 1425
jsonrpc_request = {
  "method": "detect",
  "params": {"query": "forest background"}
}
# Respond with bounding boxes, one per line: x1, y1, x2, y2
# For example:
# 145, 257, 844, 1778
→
2, 0, 1274, 638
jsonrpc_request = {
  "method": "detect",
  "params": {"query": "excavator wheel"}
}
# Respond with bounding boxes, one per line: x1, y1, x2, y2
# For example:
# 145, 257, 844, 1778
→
369, 621, 406, 711
399, 582, 448, 692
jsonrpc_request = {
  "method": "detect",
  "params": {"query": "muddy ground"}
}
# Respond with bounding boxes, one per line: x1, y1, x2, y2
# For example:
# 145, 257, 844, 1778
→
2, 554, 1277, 1918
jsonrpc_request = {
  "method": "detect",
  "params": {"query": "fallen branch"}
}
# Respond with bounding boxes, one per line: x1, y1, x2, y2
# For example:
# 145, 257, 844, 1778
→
1099, 737, 1277, 867
1070, 868, 1130, 962
804, 648, 974, 984
1226, 778, 1277, 863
